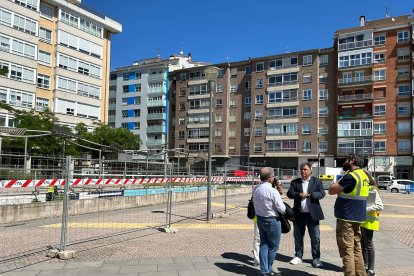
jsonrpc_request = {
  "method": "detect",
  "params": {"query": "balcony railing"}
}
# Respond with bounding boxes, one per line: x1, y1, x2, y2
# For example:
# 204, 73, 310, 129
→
147, 100, 166, 107
148, 86, 166, 95
268, 63, 298, 71
148, 73, 166, 82
147, 113, 166, 120
146, 125, 165, 133
146, 139, 165, 147
338, 76, 372, 86
337, 147, 373, 155
338, 39, 373, 51
338, 113, 372, 119
268, 80, 298, 87
337, 93, 372, 102
338, 129, 373, 137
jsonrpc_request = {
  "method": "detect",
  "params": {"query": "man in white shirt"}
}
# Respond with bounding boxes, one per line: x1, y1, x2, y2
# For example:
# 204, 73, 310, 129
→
287, 162, 326, 268
253, 167, 286, 276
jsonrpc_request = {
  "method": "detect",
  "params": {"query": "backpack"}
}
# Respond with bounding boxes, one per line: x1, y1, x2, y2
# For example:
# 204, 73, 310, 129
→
247, 197, 255, 219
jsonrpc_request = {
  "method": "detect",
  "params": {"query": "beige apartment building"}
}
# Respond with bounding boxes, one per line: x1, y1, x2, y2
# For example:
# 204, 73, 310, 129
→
168, 49, 336, 172
0, 0, 121, 130
335, 14, 414, 179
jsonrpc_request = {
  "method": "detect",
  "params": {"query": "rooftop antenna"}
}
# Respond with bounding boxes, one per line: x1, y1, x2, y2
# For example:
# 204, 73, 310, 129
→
385, 0, 390, 18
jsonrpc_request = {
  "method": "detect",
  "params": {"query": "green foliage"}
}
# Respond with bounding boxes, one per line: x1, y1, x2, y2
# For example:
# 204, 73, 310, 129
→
0, 67, 8, 77
0, 103, 141, 157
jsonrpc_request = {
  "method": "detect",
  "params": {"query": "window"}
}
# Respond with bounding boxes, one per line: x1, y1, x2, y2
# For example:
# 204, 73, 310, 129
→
229, 128, 236, 138
229, 99, 236, 108
123, 73, 128, 81
398, 85, 410, 97
397, 103, 410, 116
302, 89, 312, 100
36, 97, 49, 110
230, 84, 237, 92
255, 95, 263, 104
216, 83, 223, 92
12, 14, 36, 35
397, 48, 409, 60
133, 109, 140, 117
244, 128, 250, 137
303, 141, 311, 152
215, 128, 222, 137
303, 73, 312, 83
255, 110, 263, 120
319, 89, 328, 100
245, 81, 251, 91
374, 123, 386, 134
243, 112, 251, 121
215, 113, 222, 122
178, 131, 185, 139
256, 62, 264, 72
374, 105, 386, 116
319, 55, 328, 66
303, 55, 312, 66
134, 84, 141, 92
37, 73, 50, 89
302, 107, 311, 117
10, 64, 35, 83
9, 89, 34, 107
374, 141, 385, 152
39, 27, 52, 43
60, 10, 103, 38
38, 50, 51, 66
374, 35, 386, 45
230, 67, 237, 77
244, 97, 251, 106
374, 69, 385, 81
374, 53, 385, 63
319, 141, 328, 152
397, 31, 409, 42
398, 121, 410, 134
245, 66, 251, 75
302, 124, 312, 134
256, 78, 264, 88
319, 107, 328, 117
229, 114, 236, 123
216, 98, 223, 108
40, 3, 53, 19
397, 140, 410, 153
398, 68, 410, 79
254, 127, 263, 137
267, 123, 297, 135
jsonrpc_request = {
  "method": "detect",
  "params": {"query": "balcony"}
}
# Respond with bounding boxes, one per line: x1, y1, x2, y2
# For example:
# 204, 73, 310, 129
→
148, 72, 166, 82
268, 80, 298, 87
337, 147, 373, 155
338, 93, 372, 102
146, 125, 165, 133
338, 39, 373, 51
147, 99, 166, 107
146, 138, 166, 147
338, 76, 372, 87
338, 113, 372, 120
338, 129, 373, 137
148, 86, 166, 95
147, 113, 166, 120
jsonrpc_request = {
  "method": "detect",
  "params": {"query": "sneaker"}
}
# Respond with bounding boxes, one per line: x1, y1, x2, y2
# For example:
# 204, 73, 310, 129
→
312, 258, 323, 268
254, 259, 260, 267
289, 257, 302, 265
367, 270, 375, 276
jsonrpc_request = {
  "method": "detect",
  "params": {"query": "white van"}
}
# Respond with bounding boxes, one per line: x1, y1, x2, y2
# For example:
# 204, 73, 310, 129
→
376, 175, 394, 190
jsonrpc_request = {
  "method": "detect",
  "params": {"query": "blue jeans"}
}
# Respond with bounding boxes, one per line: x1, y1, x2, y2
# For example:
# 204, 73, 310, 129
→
293, 213, 320, 259
257, 216, 281, 275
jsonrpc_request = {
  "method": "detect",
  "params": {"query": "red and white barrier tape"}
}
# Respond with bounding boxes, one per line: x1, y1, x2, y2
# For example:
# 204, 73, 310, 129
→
0, 177, 259, 188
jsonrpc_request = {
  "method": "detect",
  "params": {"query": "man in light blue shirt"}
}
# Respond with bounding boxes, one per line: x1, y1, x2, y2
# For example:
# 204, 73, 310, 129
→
253, 167, 286, 276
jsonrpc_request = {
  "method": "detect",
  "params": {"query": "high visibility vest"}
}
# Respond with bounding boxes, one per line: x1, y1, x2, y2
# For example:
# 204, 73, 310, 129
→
361, 187, 380, 231
47, 186, 54, 193
336, 169, 370, 223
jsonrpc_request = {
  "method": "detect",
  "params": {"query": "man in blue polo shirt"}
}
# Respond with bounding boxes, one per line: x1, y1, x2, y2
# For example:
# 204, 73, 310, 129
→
329, 154, 369, 276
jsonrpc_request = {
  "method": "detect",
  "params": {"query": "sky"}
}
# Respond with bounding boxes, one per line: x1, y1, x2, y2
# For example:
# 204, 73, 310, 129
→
82, 0, 414, 70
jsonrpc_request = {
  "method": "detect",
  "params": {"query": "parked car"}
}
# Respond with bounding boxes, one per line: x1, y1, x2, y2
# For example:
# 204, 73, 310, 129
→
377, 175, 394, 190
387, 179, 414, 194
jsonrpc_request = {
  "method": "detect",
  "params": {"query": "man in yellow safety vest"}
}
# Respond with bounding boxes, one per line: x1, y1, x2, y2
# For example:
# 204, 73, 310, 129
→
329, 154, 370, 276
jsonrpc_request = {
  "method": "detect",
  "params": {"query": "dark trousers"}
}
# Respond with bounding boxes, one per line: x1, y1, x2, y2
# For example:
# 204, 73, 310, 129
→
361, 227, 375, 270
293, 212, 321, 259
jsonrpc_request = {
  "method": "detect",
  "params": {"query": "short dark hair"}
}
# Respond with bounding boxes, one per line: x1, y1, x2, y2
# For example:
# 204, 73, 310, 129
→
300, 162, 312, 171
260, 167, 274, 181
346, 154, 364, 167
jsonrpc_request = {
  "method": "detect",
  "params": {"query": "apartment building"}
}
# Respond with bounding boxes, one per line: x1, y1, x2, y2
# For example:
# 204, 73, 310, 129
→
109, 52, 206, 161
168, 49, 336, 171
334, 14, 414, 178
0, 0, 121, 130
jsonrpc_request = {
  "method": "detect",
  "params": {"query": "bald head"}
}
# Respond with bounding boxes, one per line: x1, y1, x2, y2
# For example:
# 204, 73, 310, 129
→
260, 167, 275, 182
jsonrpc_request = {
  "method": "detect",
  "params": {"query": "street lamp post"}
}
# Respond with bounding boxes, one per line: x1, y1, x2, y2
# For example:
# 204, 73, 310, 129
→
204, 66, 219, 222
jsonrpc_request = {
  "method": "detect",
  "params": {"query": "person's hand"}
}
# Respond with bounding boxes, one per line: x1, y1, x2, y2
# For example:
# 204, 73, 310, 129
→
300, 192, 310, 199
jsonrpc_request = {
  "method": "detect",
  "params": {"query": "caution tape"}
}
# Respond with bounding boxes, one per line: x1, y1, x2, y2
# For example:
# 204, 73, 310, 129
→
0, 177, 259, 188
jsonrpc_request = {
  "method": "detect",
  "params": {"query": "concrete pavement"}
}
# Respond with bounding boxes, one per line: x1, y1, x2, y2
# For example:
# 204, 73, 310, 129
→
3, 191, 414, 275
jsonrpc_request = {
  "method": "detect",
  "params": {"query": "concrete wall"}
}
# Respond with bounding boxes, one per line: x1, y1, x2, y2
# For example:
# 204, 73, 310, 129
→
0, 187, 251, 224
